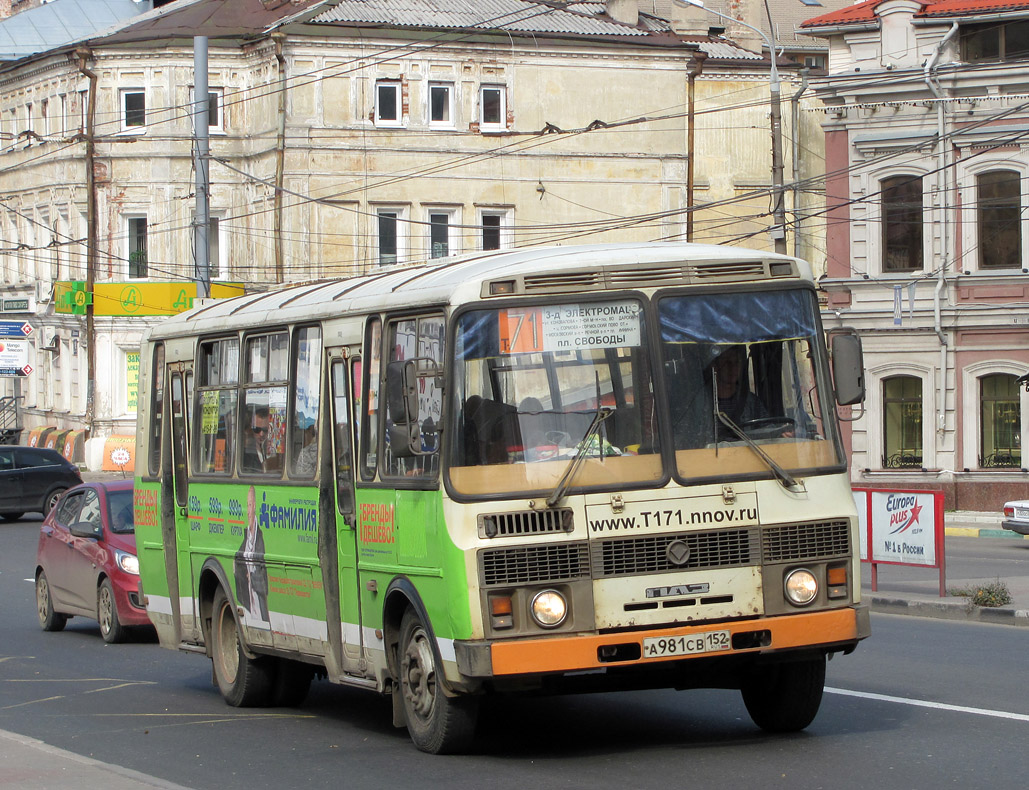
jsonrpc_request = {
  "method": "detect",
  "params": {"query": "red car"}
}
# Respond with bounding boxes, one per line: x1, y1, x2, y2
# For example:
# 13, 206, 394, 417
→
35, 480, 152, 643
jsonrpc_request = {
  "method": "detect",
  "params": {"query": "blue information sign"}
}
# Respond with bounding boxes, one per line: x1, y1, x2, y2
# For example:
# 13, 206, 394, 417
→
0, 320, 32, 337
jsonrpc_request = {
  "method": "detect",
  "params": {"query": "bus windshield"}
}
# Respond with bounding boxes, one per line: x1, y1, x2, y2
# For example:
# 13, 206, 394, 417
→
449, 299, 663, 497
658, 288, 843, 481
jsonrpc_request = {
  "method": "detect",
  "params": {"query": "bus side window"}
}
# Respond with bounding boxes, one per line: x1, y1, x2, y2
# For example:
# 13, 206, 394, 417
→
148, 343, 165, 476
241, 331, 288, 476
360, 319, 381, 481
195, 337, 239, 475
290, 326, 322, 478
384, 314, 444, 479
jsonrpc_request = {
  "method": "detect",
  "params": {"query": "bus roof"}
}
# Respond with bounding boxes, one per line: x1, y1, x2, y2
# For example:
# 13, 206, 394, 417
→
146, 242, 810, 340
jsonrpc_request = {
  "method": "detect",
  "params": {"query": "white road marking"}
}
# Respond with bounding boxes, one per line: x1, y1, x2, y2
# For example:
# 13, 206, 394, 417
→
826, 687, 1029, 722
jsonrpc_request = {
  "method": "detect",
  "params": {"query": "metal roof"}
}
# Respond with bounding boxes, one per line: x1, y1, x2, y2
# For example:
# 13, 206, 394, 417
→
149, 241, 803, 339
0, 0, 150, 60
305, 1, 652, 38
802, 0, 1029, 29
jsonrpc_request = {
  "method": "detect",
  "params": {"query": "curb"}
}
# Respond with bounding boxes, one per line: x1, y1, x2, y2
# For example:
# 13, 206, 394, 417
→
868, 596, 1029, 626
944, 527, 1029, 539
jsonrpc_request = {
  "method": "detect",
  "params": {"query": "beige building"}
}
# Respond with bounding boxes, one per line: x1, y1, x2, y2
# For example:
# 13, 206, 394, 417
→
0, 0, 825, 467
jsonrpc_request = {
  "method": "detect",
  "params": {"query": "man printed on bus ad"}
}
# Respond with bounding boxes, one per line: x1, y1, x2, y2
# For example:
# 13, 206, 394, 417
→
234, 485, 269, 625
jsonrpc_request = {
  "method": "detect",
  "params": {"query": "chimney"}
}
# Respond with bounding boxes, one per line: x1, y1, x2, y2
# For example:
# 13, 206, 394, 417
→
606, 0, 639, 26
670, 1, 710, 37
726, 0, 764, 56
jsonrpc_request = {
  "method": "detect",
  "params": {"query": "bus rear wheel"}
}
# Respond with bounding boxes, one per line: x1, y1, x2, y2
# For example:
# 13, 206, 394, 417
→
741, 655, 826, 733
398, 609, 478, 754
210, 588, 273, 707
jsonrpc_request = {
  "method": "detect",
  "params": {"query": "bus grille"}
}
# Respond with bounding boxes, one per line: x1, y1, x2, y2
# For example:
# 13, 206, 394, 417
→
762, 520, 850, 562
478, 508, 573, 538
592, 528, 759, 578
480, 543, 590, 586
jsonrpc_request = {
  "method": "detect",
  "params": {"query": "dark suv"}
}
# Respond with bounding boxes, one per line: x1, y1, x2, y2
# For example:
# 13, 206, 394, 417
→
0, 446, 83, 521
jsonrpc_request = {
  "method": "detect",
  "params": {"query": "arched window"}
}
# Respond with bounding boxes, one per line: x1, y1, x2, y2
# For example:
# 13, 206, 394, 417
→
980, 373, 1020, 468
978, 170, 1022, 270
882, 376, 922, 468
881, 176, 923, 272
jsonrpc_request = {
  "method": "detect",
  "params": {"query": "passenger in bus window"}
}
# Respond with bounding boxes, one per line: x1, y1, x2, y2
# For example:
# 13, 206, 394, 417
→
295, 425, 318, 476
242, 407, 270, 472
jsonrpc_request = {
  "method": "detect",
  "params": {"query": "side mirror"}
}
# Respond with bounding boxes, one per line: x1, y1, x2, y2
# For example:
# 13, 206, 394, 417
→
70, 522, 102, 539
829, 330, 865, 406
386, 360, 419, 425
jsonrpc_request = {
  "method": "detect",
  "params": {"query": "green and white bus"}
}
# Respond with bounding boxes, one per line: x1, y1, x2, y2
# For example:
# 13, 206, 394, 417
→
135, 242, 869, 753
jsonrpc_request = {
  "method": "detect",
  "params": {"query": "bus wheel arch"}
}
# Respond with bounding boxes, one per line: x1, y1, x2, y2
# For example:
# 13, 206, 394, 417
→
209, 585, 274, 707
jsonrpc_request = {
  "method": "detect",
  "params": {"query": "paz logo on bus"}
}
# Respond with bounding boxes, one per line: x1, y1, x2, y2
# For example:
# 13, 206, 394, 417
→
646, 583, 710, 599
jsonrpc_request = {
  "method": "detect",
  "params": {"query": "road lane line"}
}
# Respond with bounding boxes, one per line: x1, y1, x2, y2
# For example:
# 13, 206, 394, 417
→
826, 687, 1029, 722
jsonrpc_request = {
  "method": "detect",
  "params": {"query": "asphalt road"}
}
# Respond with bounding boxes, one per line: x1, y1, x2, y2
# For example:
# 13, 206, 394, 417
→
2, 515, 1027, 789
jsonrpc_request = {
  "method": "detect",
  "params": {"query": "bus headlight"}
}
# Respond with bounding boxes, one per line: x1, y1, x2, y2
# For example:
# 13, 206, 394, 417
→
530, 590, 567, 627
784, 568, 818, 606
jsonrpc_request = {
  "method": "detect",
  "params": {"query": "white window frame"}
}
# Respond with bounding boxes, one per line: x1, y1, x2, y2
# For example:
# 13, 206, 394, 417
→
189, 87, 225, 134
960, 360, 1028, 472
375, 80, 403, 127
478, 208, 513, 251
423, 207, 460, 259
375, 206, 408, 266
428, 82, 454, 128
958, 158, 1028, 274
125, 214, 149, 279
860, 163, 930, 277
479, 85, 506, 131
865, 362, 937, 473
120, 89, 146, 132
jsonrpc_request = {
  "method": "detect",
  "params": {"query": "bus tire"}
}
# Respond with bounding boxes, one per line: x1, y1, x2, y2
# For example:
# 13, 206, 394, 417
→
398, 609, 478, 754
271, 659, 313, 707
741, 655, 826, 733
210, 588, 273, 707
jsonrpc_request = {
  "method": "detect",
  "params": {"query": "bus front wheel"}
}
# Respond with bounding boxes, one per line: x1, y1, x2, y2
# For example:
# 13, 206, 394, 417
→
398, 609, 478, 754
210, 588, 273, 707
741, 655, 825, 733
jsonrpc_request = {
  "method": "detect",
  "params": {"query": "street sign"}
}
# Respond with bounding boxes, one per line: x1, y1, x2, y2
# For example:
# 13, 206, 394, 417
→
0, 320, 33, 337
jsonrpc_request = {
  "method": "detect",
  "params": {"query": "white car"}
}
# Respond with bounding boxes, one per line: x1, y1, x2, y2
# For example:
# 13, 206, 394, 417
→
1001, 500, 1029, 535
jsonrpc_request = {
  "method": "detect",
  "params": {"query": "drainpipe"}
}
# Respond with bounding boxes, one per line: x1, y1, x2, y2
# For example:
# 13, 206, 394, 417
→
686, 48, 707, 242
925, 22, 958, 443
790, 69, 809, 259
75, 47, 97, 435
273, 33, 287, 284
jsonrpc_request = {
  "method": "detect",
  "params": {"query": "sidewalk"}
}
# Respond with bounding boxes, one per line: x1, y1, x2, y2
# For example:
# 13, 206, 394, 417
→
0, 728, 191, 790
862, 510, 1029, 627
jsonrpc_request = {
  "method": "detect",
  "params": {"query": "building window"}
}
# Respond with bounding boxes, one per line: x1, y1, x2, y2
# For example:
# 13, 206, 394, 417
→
190, 87, 224, 133
962, 21, 1029, 62
881, 175, 923, 272
480, 86, 505, 130
803, 54, 826, 70
882, 376, 922, 468
479, 209, 510, 250
978, 170, 1021, 270
121, 90, 146, 130
377, 208, 407, 265
375, 81, 401, 126
193, 214, 226, 279
127, 216, 148, 278
428, 82, 453, 127
429, 212, 452, 258
980, 373, 1020, 468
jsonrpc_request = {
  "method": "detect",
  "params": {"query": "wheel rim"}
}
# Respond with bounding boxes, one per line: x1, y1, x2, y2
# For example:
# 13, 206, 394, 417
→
401, 625, 436, 721
36, 575, 50, 624
46, 490, 63, 513
214, 603, 240, 685
98, 584, 114, 635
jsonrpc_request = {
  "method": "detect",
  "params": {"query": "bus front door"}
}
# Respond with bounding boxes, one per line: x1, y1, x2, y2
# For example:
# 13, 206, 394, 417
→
165, 364, 197, 641
328, 354, 368, 677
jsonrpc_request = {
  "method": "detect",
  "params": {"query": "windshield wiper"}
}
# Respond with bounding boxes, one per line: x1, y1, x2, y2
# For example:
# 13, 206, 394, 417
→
545, 406, 613, 508
715, 411, 806, 494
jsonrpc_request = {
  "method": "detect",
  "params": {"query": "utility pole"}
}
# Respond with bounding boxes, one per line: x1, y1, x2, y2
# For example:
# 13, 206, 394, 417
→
686, 47, 707, 242
194, 36, 211, 298
675, 0, 787, 254
75, 48, 98, 432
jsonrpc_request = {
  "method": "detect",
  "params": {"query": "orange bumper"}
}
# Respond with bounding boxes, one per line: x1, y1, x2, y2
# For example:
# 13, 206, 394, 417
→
490, 607, 863, 676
